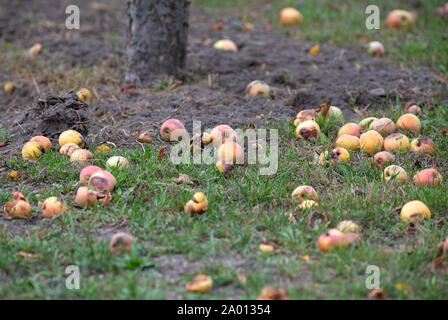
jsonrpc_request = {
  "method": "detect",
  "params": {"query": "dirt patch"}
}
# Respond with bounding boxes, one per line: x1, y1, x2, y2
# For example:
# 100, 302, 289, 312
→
0, 0, 441, 152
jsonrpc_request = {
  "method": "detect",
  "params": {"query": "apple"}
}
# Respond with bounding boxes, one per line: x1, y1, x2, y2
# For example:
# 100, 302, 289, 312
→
337, 220, 361, 233
296, 120, 320, 140
216, 160, 234, 175
210, 124, 237, 147
22, 141, 43, 160
76, 88, 92, 102
3, 192, 31, 219
386, 10, 415, 30
59, 130, 85, 148
245, 80, 274, 99
383, 133, 410, 152
217, 141, 244, 164
335, 134, 360, 151
413, 168, 442, 186
160, 119, 187, 141
79, 165, 102, 185
59, 143, 80, 156
213, 39, 238, 52
400, 200, 430, 222
291, 185, 318, 203
42, 197, 67, 218
28, 43, 42, 57
106, 156, 129, 170
295, 109, 316, 125
407, 105, 421, 115
88, 170, 117, 192
317, 229, 361, 253
70, 149, 93, 167
327, 106, 344, 121
30, 136, 52, 152
367, 41, 384, 57
185, 274, 213, 293
360, 130, 384, 154
299, 200, 318, 210
4, 81, 14, 93
184, 192, 209, 215
382, 165, 408, 183
359, 117, 377, 130
137, 132, 152, 144
396, 113, 421, 135
338, 123, 361, 138
279, 8, 303, 26
410, 137, 435, 155
369, 118, 396, 137
319, 147, 350, 165
373, 151, 395, 168
109, 232, 134, 254
257, 286, 290, 300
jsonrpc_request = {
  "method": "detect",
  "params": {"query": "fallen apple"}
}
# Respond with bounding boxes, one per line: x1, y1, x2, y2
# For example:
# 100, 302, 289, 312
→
317, 228, 361, 253
29, 136, 51, 153
295, 109, 316, 125
217, 141, 244, 164
28, 43, 42, 57
59, 130, 85, 148
88, 170, 117, 192
382, 165, 408, 183
137, 132, 152, 144
79, 165, 102, 185
213, 39, 238, 52
327, 106, 344, 121
338, 123, 361, 138
319, 147, 350, 164
160, 119, 187, 141
185, 274, 213, 293
70, 149, 93, 167
95, 145, 112, 153
396, 113, 421, 135
410, 137, 435, 155
59, 142, 81, 156
359, 117, 378, 130
360, 130, 384, 154
367, 41, 384, 57
296, 120, 320, 140
106, 156, 129, 170
210, 124, 237, 147
413, 168, 443, 186
184, 192, 209, 215
279, 7, 303, 26
216, 160, 234, 175
400, 200, 430, 222
373, 151, 395, 168
42, 197, 67, 218
369, 118, 396, 137
4, 81, 14, 93
407, 104, 421, 115
76, 88, 92, 102
299, 200, 318, 210
245, 80, 274, 99
337, 220, 361, 233
257, 286, 290, 300
386, 10, 415, 30
335, 134, 360, 151
109, 232, 133, 254
291, 185, 318, 203
22, 141, 43, 160
383, 133, 410, 152
4, 192, 31, 219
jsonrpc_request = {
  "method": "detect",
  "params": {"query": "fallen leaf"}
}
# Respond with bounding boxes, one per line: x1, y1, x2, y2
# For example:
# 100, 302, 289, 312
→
236, 273, 247, 284
157, 147, 166, 161
434, 75, 448, 85
18, 251, 37, 259
0, 141, 6, 147
309, 44, 320, 55
395, 283, 412, 296
172, 174, 193, 185
213, 21, 223, 31
120, 83, 136, 92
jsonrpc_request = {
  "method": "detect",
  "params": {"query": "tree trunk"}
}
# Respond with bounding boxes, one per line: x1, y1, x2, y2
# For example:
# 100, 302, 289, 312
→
125, 0, 189, 86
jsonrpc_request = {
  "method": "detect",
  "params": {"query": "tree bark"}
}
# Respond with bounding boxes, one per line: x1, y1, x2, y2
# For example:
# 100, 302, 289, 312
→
125, 0, 189, 86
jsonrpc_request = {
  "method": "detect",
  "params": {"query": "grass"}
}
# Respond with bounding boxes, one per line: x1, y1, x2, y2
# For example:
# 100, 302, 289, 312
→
1, 103, 448, 299
1, 0, 448, 300
194, 0, 448, 75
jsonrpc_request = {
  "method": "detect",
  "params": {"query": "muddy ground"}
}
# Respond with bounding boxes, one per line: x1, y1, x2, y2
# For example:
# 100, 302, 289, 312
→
0, 0, 442, 154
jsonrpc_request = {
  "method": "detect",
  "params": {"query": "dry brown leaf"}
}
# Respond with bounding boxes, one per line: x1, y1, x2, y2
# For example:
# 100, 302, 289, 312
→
236, 273, 247, 284
172, 174, 193, 185
213, 21, 223, 31
120, 83, 136, 93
